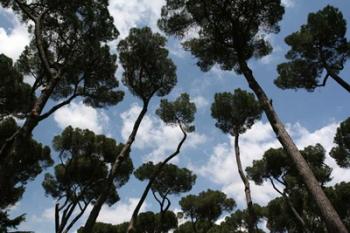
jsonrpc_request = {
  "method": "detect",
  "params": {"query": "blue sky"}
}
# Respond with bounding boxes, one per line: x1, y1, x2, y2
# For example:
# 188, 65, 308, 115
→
1, 0, 350, 232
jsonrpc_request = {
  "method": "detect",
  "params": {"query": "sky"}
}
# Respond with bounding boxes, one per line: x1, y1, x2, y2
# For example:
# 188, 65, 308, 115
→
1, 0, 350, 232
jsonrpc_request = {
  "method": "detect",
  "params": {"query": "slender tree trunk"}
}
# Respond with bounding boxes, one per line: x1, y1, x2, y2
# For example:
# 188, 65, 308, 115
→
327, 70, 350, 93
83, 101, 149, 233
234, 134, 257, 233
239, 60, 348, 233
127, 124, 187, 233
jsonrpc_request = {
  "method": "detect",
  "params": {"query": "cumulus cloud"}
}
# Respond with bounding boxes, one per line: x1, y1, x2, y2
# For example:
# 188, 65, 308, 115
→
109, 0, 164, 38
0, 8, 30, 61
97, 198, 148, 224
53, 101, 110, 134
282, 0, 296, 8
120, 104, 207, 163
192, 96, 209, 109
194, 121, 350, 207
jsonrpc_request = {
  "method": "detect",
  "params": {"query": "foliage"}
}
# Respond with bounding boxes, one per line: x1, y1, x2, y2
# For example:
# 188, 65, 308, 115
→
179, 189, 236, 232
156, 93, 196, 132
135, 162, 196, 197
275, 5, 350, 91
330, 117, 350, 168
118, 27, 177, 102
0, 117, 52, 231
42, 126, 133, 232
159, 0, 284, 71
0, 54, 34, 120
211, 88, 262, 136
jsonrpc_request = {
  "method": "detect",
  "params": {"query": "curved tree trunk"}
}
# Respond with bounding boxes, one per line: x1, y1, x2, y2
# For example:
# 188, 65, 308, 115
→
127, 124, 187, 233
239, 60, 348, 233
83, 101, 149, 233
234, 134, 257, 233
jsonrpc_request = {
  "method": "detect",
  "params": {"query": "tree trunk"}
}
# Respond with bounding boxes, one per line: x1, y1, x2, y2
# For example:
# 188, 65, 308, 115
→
239, 60, 348, 233
234, 134, 257, 233
83, 101, 149, 233
127, 124, 187, 233
327, 70, 350, 93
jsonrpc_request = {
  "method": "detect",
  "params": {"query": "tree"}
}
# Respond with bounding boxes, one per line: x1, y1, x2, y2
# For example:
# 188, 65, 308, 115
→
132, 163, 196, 233
127, 93, 196, 233
275, 6, 350, 92
0, 117, 52, 232
330, 117, 350, 168
0, 54, 34, 121
0, 0, 124, 160
179, 189, 236, 233
211, 88, 262, 233
207, 204, 265, 233
158, 1, 347, 232
42, 126, 133, 233
246, 144, 333, 232
82, 27, 177, 233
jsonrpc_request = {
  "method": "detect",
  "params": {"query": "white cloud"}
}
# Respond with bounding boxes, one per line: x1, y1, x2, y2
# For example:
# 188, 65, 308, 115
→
53, 101, 110, 134
109, 0, 164, 38
192, 96, 209, 109
120, 104, 206, 163
194, 121, 350, 208
97, 198, 147, 224
282, 0, 296, 8
0, 8, 30, 61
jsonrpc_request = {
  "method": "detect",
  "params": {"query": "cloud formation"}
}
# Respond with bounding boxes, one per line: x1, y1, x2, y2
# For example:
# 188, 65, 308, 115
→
194, 121, 350, 207
53, 101, 110, 134
120, 104, 207, 163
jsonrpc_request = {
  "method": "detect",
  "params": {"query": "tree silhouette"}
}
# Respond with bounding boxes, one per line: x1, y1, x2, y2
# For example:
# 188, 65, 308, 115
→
158, 1, 347, 231
179, 189, 236, 233
247, 144, 333, 232
83, 27, 177, 233
0, 118, 52, 232
0, 54, 34, 121
275, 6, 350, 92
127, 93, 196, 233
211, 88, 262, 233
330, 117, 350, 168
0, 0, 124, 162
42, 126, 133, 233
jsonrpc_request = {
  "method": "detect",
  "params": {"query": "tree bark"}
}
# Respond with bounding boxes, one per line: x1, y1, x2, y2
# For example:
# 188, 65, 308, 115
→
234, 134, 257, 233
327, 70, 350, 93
127, 124, 187, 233
83, 100, 149, 233
239, 60, 348, 233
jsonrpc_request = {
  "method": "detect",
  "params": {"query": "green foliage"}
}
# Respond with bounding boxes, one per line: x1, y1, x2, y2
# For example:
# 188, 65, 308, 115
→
0, 54, 34, 120
0, 118, 52, 207
179, 189, 236, 225
211, 88, 262, 136
118, 27, 177, 101
156, 93, 196, 132
275, 5, 350, 91
0, 117, 52, 231
136, 211, 178, 233
134, 162, 196, 196
246, 144, 332, 187
43, 126, 134, 206
159, 0, 284, 72
2, 0, 124, 108
330, 117, 350, 168
78, 222, 128, 233
208, 204, 265, 233
0, 211, 25, 233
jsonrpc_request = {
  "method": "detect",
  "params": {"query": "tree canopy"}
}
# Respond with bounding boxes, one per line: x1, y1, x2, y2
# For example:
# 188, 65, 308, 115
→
275, 5, 350, 92
330, 117, 350, 168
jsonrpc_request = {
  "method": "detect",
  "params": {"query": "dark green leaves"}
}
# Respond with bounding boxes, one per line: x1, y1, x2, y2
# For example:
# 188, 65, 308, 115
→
159, 0, 284, 72
211, 89, 262, 136
330, 117, 350, 168
134, 162, 196, 196
0, 54, 34, 120
118, 27, 177, 101
156, 93, 196, 132
275, 6, 350, 91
